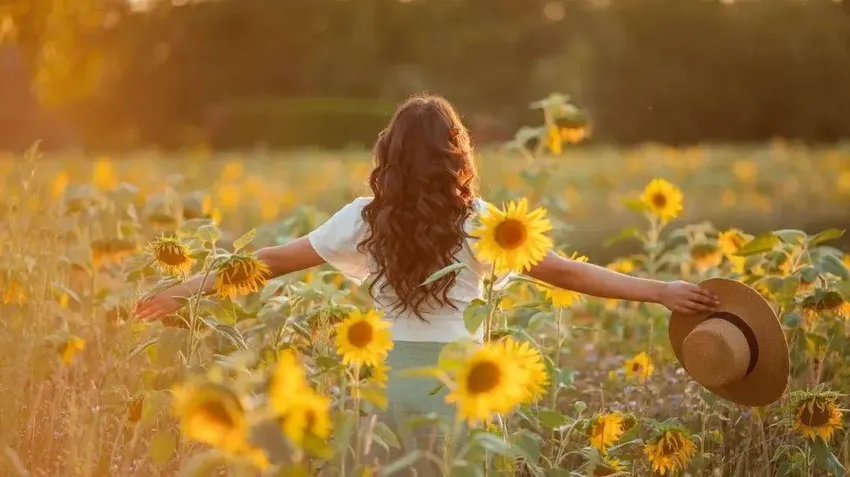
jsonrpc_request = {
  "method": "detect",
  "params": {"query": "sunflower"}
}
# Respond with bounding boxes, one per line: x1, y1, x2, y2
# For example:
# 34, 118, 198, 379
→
640, 179, 683, 223
793, 396, 844, 441
58, 336, 86, 365
593, 456, 627, 476
149, 235, 193, 276
92, 158, 118, 191
171, 382, 248, 453
334, 309, 393, 368
541, 252, 588, 307
368, 361, 390, 388
623, 352, 654, 384
91, 238, 139, 269
802, 291, 850, 321
589, 412, 625, 453
445, 342, 524, 424
690, 243, 722, 274
471, 198, 554, 273
608, 259, 635, 274
843, 254, 850, 269
546, 127, 562, 155
269, 349, 311, 415
497, 336, 549, 403
718, 229, 749, 257
643, 429, 696, 476
214, 252, 271, 299
561, 125, 591, 145
279, 389, 332, 445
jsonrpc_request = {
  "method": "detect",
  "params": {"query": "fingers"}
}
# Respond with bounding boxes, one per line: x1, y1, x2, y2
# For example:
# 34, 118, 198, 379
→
688, 290, 717, 308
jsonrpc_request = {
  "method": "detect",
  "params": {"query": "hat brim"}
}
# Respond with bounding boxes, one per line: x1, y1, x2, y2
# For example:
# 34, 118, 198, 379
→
669, 278, 789, 407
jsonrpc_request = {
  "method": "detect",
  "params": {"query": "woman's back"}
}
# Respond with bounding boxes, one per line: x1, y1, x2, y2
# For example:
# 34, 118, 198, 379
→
308, 195, 492, 342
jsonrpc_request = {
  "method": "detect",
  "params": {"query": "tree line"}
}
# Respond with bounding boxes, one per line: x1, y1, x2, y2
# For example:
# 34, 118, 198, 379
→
2, 0, 849, 151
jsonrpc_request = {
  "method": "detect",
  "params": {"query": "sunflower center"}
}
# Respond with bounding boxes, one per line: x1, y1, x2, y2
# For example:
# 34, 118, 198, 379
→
158, 244, 189, 266
799, 401, 831, 427
651, 193, 668, 208
660, 436, 682, 456
632, 363, 642, 372
494, 219, 528, 250
223, 262, 251, 285
466, 361, 502, 394
198, 400, 236, 429
347, 321, 374, 348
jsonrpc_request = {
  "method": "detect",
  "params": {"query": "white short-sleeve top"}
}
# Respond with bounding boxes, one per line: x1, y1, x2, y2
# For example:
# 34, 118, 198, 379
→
308, 196, 493, 343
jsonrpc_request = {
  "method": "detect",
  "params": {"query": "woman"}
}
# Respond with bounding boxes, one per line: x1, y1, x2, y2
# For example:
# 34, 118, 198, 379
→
135, 93, 718, 442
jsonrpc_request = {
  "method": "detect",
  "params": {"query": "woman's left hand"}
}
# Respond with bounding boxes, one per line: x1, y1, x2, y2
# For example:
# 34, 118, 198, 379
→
658, 280, 720, 315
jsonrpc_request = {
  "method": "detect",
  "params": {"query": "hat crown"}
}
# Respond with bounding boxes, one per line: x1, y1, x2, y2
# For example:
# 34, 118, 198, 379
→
681, 317, 752, 388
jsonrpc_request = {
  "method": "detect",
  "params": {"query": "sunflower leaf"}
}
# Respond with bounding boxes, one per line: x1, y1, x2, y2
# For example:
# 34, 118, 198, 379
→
126, 337, 158, 362
381, 450, 424, 476
463, 300, 491, 334
774, 229, 807, 245
604, 227, 643, 247
819, 254, 849, 280
372, 421, 401, 450
232, 228, 256, 252
472, 433, 520, 458
808, 228, 845, 246
811, 438, 846, 475
734, 233, 779, 256
149, 430, 177, 465
422, 262, 468, 286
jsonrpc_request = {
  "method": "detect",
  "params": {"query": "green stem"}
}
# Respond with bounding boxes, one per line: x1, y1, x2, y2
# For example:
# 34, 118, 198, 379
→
354, 363, 362, 469
484, 264, 497, 342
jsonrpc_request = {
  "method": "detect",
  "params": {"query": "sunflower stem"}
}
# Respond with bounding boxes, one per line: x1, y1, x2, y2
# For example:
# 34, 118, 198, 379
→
484, 264, 497, 342
354, 363, 362, 470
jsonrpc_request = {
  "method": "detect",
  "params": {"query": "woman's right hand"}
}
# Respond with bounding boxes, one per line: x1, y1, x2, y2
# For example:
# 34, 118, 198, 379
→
135, 287, 186, 321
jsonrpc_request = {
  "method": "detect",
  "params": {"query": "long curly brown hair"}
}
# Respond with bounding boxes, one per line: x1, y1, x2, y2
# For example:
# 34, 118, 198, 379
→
357, 94, 478, 321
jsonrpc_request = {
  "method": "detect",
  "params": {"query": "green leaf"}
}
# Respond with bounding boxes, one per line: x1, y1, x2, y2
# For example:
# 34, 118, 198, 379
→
177, 450, 227, 477
422, 262, 468, 286
622, 198, 648, 214
232, 228, 256, 251
511, 430, 541, 462
126, 338, 158, 362
449, 463, 484, 477
372, 421, 401, 450
463, 299, 490, 334
381, 450, 423, 476
820, 254, 850, 280
774, 229, 807, 244
735, 233, 779, 256
213, 324, 248, 351
149, 431, 177, 465
197, 225, 221, 244
538, 410, 569, 429
604, 227, 642, 247
808, 228, 845, 246
473, 433, 518, 457
154, 329, 189, 366
811, 438, 846, 476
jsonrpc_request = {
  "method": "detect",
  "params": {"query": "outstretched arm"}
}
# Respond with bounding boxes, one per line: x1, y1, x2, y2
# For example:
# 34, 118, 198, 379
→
135, 236, 325, 321
527, 251, 719, 314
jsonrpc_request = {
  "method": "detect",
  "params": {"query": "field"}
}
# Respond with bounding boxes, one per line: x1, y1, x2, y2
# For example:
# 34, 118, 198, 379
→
1, 140, 850, 477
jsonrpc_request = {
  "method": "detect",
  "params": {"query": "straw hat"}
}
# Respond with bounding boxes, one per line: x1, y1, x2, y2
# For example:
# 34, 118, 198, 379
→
669, 278, 789, 407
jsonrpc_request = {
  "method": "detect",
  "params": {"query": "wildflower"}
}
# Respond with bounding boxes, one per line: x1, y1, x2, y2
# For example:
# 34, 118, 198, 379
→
334, 309, 393, 368
640, 179, 683, 224
149, 235, 193, 276
623, 352, 654, 384
445, 341, 524, 425
643, 429, 696, 475
589, 412, 625, 453
214, 253, 270, 299
471, 198, 554, 273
